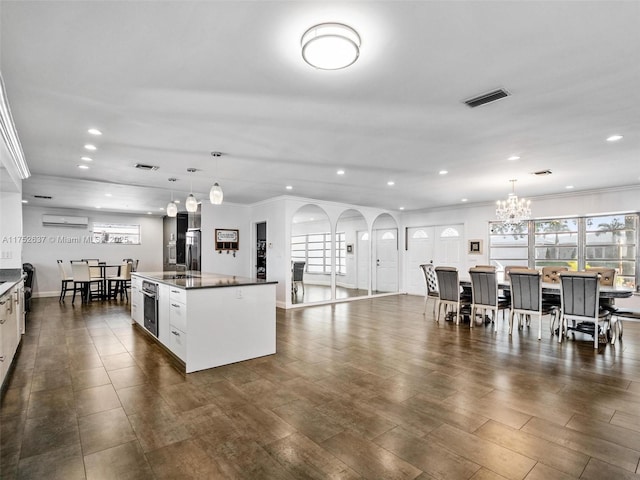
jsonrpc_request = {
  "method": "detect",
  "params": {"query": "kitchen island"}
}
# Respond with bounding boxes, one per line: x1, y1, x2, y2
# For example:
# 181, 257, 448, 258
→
131, 271, 277, 373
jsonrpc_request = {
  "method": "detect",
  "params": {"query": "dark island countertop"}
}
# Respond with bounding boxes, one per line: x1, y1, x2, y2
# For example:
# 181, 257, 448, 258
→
131, 271, 277, 290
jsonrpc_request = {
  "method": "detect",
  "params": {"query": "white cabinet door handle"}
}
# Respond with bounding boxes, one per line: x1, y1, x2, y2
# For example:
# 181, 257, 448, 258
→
171, 330, 179, 336
171, 303, 180, 308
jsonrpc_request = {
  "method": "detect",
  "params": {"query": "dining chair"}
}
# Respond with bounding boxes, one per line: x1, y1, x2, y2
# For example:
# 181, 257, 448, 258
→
434, 267, 471, 324
108, 262, 131, 300
508, 269, 558, 340
469, 267, 510, 331
419, 263, 439, 315
541, 266, 569, 284
56, 259, 73, 302
606, 306, 640, 344
558, 271, 612, 348
503, 265, 529, 281
71, 261, 102, 304
585, 267, 616, 286
292, 261, 305, 296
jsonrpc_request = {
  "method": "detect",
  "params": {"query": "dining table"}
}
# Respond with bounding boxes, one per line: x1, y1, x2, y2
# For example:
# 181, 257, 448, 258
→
459, 279, 634, 300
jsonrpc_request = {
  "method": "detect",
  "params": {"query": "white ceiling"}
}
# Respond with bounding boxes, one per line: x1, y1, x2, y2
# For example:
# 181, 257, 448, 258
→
1, 1, 639, 215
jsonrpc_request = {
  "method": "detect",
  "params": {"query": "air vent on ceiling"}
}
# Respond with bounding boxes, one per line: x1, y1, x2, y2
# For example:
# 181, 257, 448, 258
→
464, 88, 510, 108
532, 169, 552, 176
33, 195, 52, 199
134, 163, 159, 171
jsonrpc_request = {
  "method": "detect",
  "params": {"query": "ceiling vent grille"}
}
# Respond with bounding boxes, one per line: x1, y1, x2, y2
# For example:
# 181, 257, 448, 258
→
134, 163, 159, 171
533, 169, 552, 176
464, 88, 510, 108
33, 195, 52, 199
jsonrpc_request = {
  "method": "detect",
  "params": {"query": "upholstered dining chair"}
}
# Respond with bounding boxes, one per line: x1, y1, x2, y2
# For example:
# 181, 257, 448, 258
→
508, 269, 558, 340
56, 259, 73, 302
541, 266, 569, 284
419, 263, 439, 315
292, 261, 305, 296
108, 262, 131, 300
71, 261, 103, 304
558, 271, 612, 348
434, 267, 471, 324
585, 267, 616, 286
469, 267, 510, 331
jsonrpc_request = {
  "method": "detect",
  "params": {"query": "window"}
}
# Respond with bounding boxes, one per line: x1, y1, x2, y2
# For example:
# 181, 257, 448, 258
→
488, 213, 638, 288
335, 232, 346, 275
441, 227, 460, 237
92, 223, 140, 244
585, 214, 637, 288
291, 232, 336, 274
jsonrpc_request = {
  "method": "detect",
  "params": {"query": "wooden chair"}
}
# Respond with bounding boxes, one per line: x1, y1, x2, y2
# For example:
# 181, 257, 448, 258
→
56, 259, 73, 302
469, 267, 510, 331
434, 267, 471, 324
419, 263, 439, 315
559, 271, 612, 348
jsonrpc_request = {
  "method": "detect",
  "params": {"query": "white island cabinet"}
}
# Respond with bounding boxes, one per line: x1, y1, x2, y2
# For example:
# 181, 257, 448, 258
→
131, 272, 277, 373
1, 277, 24, 388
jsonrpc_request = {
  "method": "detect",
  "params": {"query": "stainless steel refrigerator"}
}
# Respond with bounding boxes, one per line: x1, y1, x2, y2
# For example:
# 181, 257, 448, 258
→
186, 228, 201, 271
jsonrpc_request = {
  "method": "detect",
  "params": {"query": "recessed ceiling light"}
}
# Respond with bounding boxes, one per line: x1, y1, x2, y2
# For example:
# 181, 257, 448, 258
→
158, 207, 165, 211
566, 185, 574, 189
285, 185, 293, 190
147, 212, 152, 215
21, 199, 28, 204
84, 144, 97, 151
105, 193, 112, 197
508, 156, 520, 161
77, 164, 89, 169
96, 206, 101, 209
174, 200, 180, 204
606, 134, 623, 142
387, 181, 395, 186
439, 170, 448, 175
80, 156, 93, 162
461, 198, 468, 202
399, 207, 405, 210
88, 128, 102, 136
337, 169, 345, 175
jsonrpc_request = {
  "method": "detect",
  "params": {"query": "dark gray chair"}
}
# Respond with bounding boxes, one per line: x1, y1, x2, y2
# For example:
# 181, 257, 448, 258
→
292, 261, 305, 295
559, 271, 612, 348
419, 263, 439, 315
509, 269, 558, 340
434, 267, 471, 324
469, 267, 510, 330
22, 263, 35, 312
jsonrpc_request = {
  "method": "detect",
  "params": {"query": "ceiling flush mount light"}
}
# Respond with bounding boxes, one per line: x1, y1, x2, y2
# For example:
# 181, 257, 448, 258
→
166, 178, 178, 217
461, 198, 468, 202
606, 134, 623, 142
286, 185, 293, 190
387, 180, 395, 186
439, 170, 448, 175
185, 169, 198, 213
84, 144, 97, 151
301, 23, 361, 70
87, 128, 102, 136
77, 164, 89, 169
80, 156, 93, 162
496, 179, 531, 225
508, 156, 520, 161
209, 151, 224, 205
336, 169, 345, 175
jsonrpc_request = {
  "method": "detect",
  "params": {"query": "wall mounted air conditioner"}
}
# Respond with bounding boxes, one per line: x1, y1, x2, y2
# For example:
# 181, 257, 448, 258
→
42, 215, 89, 228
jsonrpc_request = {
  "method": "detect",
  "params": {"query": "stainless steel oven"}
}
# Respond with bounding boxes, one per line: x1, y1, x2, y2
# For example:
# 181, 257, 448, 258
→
142, 281, 158, 337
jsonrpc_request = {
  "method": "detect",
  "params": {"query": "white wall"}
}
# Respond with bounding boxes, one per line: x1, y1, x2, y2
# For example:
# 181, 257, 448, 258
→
22, 206, 163, 297
0, 191, 23, 269
200, 202, 251, 277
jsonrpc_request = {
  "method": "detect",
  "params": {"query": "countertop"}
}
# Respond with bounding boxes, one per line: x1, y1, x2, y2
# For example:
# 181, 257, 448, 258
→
132, 271, 278, 290
0, 269, 23, 297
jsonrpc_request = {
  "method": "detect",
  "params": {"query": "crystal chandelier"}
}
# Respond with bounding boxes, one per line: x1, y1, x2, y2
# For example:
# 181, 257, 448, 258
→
496, 179, 531, 224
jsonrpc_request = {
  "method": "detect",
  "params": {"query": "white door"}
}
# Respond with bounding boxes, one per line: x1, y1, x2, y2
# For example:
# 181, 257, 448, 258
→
434, 225, 464, 271
374, 229, 398, 293
406, 227, 435, 295
356, 231, 370, 291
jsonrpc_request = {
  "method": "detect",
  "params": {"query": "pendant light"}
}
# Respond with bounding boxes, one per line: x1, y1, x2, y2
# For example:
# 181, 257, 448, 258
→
166, 178, 178, 217
209, 151, 224, 205
185, 168, 198, 213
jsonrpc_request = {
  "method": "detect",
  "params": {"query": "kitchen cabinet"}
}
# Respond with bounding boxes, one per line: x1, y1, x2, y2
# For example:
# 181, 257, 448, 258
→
131, 272, 276, 373
157, 283, 170, 345
1, 281, 23, 388
130, 276, 143, 325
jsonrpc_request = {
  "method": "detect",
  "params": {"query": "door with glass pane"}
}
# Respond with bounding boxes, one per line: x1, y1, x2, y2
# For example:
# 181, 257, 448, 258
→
374, 229, 398, 293
406, 227, 435, 295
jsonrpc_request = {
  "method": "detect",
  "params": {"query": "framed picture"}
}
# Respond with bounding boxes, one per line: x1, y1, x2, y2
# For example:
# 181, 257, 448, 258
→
468, 239, 483, 255
215, 229, 239, 251
346, 244, 353, 254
